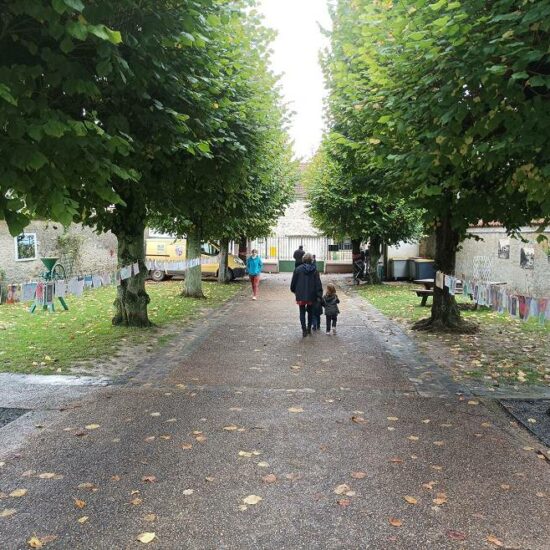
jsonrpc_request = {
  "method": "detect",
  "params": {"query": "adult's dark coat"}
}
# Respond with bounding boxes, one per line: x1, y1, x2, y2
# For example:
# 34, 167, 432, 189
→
290, 263, 323, 302
293, 248, 305, 267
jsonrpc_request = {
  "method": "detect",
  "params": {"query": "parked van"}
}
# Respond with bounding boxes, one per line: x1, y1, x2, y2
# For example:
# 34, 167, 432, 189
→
145, 237, 246, 282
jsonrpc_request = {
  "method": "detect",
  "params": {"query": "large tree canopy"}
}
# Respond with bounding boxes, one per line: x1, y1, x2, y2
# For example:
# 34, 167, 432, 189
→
323, 0, 550, 330
150, 5, 296, 295
304, 141, 423, 283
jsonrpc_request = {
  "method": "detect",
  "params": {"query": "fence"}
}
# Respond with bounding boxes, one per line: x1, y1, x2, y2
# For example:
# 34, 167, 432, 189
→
248, 236, 354, 262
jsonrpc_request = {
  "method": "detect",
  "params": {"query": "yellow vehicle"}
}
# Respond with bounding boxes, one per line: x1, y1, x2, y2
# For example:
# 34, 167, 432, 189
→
145, 237, 246, 282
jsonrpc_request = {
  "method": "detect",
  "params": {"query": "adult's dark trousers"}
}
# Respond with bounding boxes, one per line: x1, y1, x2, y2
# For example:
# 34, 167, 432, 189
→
299, 304, 312, 330
326, 314, 338, 332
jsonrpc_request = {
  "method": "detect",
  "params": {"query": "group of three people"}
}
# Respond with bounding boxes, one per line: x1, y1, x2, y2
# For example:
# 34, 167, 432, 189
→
247, 245, 340, 338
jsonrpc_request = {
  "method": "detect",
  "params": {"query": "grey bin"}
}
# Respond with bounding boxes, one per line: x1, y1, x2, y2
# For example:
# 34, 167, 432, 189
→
388, 258, 409, 280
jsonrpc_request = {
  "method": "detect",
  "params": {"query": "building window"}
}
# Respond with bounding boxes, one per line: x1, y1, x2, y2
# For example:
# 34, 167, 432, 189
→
14, 233, 38, 261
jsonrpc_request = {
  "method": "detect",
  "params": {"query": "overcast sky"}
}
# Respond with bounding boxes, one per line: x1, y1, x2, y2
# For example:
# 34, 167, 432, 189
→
257, 0, 331, 160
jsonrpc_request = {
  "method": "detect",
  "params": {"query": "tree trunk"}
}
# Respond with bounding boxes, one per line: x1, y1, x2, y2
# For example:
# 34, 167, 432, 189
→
367, 235, 382, 284
351, 238, 361, 273
413, 215, 476, 333
218, 237, 230, 284
238, 236, 248, 263
184, 226, 204, 298
112, 218, 151, 327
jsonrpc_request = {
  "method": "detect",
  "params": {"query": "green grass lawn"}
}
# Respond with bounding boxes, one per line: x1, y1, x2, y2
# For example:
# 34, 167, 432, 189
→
0, 281, 241, 374
358, 283, 550, 386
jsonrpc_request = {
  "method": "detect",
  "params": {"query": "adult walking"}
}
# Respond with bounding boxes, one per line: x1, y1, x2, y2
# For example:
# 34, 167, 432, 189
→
293, 245, 305, 268
246, 249, 263, 300
290, 252, 323, 337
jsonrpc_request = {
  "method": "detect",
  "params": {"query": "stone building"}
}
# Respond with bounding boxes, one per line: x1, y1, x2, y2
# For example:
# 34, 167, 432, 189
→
0, 221, 117, 283
455, 224, 550, 297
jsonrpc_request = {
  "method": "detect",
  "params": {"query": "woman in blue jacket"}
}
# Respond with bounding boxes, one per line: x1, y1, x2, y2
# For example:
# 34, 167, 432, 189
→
246, 249, 263, 300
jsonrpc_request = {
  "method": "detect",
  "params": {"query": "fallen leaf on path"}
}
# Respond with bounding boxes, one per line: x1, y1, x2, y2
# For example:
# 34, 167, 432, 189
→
431, 465, 443, 471
242, 495, 262, 505
422, 419, 431, 424
288, 407, 304, 413
22, 470, 36, 477
407, 436, 419, 441
334, 484, 351, 495
446, 530, 467, 541
351, 472, 367, 479
285, 473, 301, 481
77, 483, 96, 491
111, 476, 121, 482
195, 435, 206, 443
238, 451, 253, 458
238, 505, 248, 511
257, 462, 269, 468
422, 481, 437, 490
500, 484, 510, 490
351, 416, 368, 424
433, 493, 448, 506
144, 514, 156, 522
74, 499, 86, 509
522, 446, 534, 451
27, 536, 43, 548
9, 489, 27, 497
182, 489, 194, 496
389, 457, 403, 464
0, 508, 16, 518
467, 400, 479, 406
150, 412, 161, 417
387, 427, 395, 431
486, 535, 504, 547
389, 518, 402, 527
229, 407, 242, 411
144, 436, 155, 442
224, 425, 238, 431
137, 532, 156, 544
131, 497, 142, 506
77, 516, 88, 524
403, 496, 418, 505
141, 476, 157, 483
433, 441, 445, 446
181, 443, 193, 450
263, 474, 277, 484
38, 473, 61, 479
387, 417, 399, 421
165, 418, 177, 423
337, 498, 351, 507
160, 435, 171, 441
85, 424, 100, 430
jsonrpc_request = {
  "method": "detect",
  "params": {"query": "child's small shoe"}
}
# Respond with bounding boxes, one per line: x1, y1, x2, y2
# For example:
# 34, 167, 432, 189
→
325, 330, 331, 335
332, 328, 337, 335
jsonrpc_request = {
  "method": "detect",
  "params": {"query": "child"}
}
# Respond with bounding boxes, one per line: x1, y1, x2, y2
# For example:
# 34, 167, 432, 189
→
311, 297, 322, 331
322, 283, 340, 335
246, 249, 263, 300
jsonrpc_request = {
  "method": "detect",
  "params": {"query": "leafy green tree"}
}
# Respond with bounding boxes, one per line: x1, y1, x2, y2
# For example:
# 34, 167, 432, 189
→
324, 0, 550, 330
150, 4, 295, 295
305, 142, 422, 283
0, 0, 132, 235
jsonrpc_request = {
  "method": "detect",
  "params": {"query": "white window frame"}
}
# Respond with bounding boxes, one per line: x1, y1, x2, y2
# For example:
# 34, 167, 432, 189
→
14, 233, 38, 262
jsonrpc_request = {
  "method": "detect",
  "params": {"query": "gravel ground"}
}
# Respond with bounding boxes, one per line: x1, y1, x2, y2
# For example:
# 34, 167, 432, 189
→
0, 274, 549, 550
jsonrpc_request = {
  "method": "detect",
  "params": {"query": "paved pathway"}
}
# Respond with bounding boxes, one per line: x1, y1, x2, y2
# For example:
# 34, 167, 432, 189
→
1, 275, 549, 549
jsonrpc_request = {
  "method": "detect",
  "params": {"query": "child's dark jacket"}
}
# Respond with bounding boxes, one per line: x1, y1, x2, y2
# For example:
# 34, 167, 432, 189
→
322, 294, 340, 316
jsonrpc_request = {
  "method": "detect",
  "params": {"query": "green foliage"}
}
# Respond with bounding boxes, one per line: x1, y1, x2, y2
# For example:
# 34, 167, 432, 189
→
305, 141, 423, 245
0, 0, 135, 235
324, 0, 550, 240
149, 3, 296, 244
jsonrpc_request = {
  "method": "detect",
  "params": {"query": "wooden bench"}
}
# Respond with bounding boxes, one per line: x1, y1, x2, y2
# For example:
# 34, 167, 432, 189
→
412, 289, 434, 306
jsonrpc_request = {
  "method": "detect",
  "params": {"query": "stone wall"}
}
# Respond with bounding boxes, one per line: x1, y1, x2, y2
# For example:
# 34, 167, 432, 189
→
455, 227, 550, 297
0, 221, 117, 283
